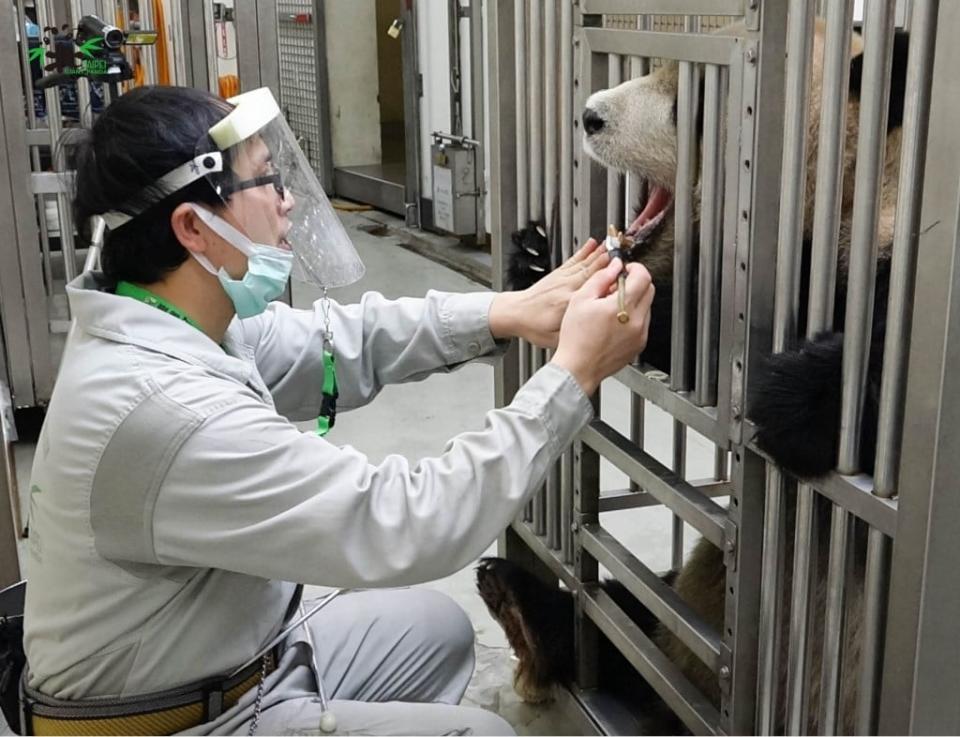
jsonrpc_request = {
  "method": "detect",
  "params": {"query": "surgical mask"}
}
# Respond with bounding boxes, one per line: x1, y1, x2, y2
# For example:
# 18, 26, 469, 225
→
189, 204, 294, 318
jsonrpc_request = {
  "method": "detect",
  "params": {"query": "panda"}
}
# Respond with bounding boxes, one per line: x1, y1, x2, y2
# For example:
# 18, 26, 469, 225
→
481, 20, 909, 735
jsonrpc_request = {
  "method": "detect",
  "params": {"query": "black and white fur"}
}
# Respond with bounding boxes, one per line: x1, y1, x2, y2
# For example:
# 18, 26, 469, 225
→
483, 21, 909, 734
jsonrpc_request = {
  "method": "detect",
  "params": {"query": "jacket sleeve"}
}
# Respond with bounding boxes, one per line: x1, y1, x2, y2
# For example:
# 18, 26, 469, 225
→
239, 290, 502, 420
149, 363, 593, 588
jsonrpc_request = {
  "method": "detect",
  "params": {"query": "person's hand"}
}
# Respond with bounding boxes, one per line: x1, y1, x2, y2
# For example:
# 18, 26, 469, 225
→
550, 258, 654, 395
489, 239, 610, 348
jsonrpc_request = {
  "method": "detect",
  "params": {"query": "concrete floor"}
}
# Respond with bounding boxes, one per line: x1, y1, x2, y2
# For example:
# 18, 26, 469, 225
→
6, 208, 719, 735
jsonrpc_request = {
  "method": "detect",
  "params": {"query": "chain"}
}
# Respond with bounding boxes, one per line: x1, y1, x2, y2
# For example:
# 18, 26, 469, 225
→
320, 287, 333, 350
246, 654, 269, 736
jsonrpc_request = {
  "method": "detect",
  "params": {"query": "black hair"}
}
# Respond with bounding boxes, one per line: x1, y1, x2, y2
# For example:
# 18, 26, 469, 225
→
73, 85, 232, 284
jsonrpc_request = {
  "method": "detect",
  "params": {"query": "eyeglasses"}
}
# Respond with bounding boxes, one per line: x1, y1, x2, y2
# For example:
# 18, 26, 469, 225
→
219, 172, 285, 200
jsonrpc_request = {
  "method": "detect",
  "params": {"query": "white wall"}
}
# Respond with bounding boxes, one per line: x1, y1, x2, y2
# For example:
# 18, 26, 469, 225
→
325, 0, 382, 167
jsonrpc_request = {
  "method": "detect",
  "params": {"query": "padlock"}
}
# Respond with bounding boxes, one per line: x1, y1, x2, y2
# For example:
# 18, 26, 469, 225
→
387, 18, 403, 38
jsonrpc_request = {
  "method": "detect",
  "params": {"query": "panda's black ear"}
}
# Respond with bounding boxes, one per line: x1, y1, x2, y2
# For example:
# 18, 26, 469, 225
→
848, 29, 910, 133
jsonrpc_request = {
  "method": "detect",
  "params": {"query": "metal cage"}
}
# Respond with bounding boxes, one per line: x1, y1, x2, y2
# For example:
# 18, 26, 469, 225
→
488, 0, 959, 734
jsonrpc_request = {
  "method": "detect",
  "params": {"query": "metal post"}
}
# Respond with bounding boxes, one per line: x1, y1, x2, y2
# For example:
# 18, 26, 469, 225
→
528, 0, 543, 222
514, 0, 528, 228
837, 0, 897, 474
879, 3, 960, 731
671, 421, 685, 573
872, 0, 938, 498
818, 505, 851, 735
784, 484, 816, 734
400, 0, 421, 228
694, 63, 724, 407
469, 0, 486, 245
559, 0, 574, 562
605, 54, 623, 230
756, 465, 785, 734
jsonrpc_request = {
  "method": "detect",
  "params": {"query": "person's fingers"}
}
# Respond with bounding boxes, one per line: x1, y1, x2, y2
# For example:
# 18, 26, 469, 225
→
580, 257, 624, 298
622, 262, 653, 305
566, 238, 599, 265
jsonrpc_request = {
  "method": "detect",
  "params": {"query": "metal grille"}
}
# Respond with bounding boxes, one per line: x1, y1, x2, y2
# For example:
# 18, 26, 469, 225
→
488, 0, 959, 734
277, 0, 323, 171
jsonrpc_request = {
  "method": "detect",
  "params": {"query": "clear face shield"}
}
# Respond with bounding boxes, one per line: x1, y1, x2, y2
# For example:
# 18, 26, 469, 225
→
199, 87, 364, 290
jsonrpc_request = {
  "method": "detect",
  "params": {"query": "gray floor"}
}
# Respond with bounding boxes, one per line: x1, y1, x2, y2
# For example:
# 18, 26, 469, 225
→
6, 208, 719, 735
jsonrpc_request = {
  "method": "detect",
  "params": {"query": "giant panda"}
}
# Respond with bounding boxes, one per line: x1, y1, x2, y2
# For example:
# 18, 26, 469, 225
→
480, 20, 909, 734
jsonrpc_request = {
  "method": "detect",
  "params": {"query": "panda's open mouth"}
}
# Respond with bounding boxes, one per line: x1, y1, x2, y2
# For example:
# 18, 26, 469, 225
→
625, 183, 673, 245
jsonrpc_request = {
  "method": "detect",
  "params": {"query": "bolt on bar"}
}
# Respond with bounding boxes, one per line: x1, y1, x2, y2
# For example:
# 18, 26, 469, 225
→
694, 63, 725, 407
873, 0, 938, 498
838, 0, 897, 474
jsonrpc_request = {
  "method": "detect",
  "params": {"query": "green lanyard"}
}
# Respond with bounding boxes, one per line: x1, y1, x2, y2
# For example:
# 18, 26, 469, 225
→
115, 280, 203, 332
316, 292, 338, 437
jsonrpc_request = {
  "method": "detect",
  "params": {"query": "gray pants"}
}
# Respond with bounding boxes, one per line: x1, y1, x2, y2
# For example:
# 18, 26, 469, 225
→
205, 588, 514, 736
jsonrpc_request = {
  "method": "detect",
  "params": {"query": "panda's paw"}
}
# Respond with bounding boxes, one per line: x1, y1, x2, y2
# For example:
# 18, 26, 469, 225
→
749, 332, 844, 479
476, 557, 572, 702
507, 223, 551, 290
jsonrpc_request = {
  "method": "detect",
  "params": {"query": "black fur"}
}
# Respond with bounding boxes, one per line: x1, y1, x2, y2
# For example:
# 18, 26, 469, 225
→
476, 558, 683, 734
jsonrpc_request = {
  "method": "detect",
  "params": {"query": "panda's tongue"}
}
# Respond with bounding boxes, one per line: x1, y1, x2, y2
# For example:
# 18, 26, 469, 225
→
627, 185, 673, 236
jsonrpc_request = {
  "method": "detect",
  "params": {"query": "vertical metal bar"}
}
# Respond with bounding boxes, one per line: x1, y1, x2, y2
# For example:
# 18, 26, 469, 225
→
559, 0, 573, 261
694, 63, 724, 407
837, 0, 897, 473
756, 466, 785, 735
671, 421, 686, 573
469, 0, 486, 245
139, 0, 157, 86
714, 446, 728, 481
873, 0, 938, 497
528, 0, 543, 222
807, 0, 856, 335
310, 0, 335, 193
857, 528, 891, 734
544, 0, 558, 232
36, 0, 79, 288
559, 0, 574, 565
629, 384, 644, 493
785, 484, 817, 734
514, 0, 529, 228
623, 16, 650, 232
774, 0, 816, 352
670, 16, 698, 393
400, 0, 422, 228
574, 400, 601, 689
605, 54, 623, 230
818, 505, 851, 735
447, 0, 463, 137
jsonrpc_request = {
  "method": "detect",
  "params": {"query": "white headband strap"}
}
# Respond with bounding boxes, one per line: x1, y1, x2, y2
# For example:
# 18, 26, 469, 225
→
100, 152, 224, 231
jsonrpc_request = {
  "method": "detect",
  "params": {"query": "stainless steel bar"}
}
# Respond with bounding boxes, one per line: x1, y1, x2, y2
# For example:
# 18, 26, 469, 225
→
544, 0, 558, 236
838, 0, 897, 473
509, 519, 578, 591
629, 381, 644, 492
582, 586, 722, 735
528, 0, 543, 222
581, 420, 727, 548
785, 484, 816, 734
818, 504, 850, 736
448, 0, 462, 137
469, 0, 486, 245
774, 0, 816, 352
671, 37, 697, 393
694, 63, 724, 407
559, 0, 573, 262
582, 524, 723, 672
857, 527, 891, 734
600, 480, 733, 512
514, 0, 528, 228
581, 0, 745, 13
873, 0, 938, 497
614, 364, 723, 445
671, 420, 686, 573
561, 452, 573, 562
714, 446, 728, 481
807, 0, 855, 336
605, 54, 623, 230
756, 465, 786, 735
582, 28, 739, 66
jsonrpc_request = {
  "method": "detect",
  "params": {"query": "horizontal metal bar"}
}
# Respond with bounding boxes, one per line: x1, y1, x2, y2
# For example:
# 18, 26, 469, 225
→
582, 524, 723, 672
614, 364, 725, 445
510, 519, 579, 592
31, 172, 76, 195
599, 480, 733, 513
747, 438, 898, 537
583, 28, 740, 66
582, 585, 722, 736
581, 0, 745, 17
581, 421, 727, 548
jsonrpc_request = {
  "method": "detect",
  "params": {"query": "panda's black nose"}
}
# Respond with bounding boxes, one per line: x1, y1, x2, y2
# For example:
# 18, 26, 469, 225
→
582, 108, 605, 135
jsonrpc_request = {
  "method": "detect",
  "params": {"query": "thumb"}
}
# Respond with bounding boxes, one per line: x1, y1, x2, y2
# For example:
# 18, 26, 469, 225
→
580, 257, 622, 298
